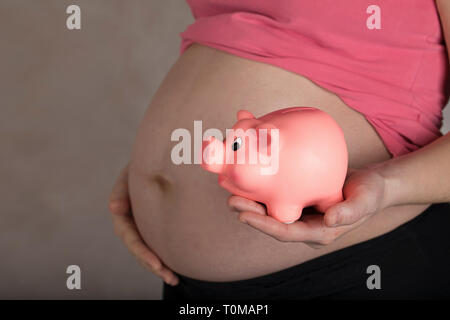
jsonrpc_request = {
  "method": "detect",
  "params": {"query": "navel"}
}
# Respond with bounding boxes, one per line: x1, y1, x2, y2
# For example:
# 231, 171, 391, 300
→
150, 173, 172, 194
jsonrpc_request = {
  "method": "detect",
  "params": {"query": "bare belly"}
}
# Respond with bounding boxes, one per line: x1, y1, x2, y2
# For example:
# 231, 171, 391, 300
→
128, 44, 429, 282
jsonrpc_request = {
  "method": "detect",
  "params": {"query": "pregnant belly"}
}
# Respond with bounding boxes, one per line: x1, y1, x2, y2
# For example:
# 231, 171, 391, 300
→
128, 44, 429, 281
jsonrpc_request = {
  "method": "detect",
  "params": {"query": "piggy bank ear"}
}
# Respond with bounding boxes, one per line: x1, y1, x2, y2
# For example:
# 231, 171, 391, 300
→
256, 123, 279, 154
237, 110, 255, 121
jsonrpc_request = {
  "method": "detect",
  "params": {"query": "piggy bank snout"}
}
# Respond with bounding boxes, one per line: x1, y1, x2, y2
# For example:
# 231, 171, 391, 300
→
201, 137, 225, 174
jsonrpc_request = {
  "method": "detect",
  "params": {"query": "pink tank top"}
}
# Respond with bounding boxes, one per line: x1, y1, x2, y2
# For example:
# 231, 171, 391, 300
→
180, 0, 449, 157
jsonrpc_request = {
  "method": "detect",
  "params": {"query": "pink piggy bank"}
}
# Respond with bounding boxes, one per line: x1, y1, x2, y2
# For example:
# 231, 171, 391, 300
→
201, 107, 348, 224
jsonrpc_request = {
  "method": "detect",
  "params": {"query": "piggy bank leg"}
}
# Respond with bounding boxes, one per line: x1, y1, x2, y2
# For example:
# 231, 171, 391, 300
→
267, 203, 303, 224
314, 192, 344, 213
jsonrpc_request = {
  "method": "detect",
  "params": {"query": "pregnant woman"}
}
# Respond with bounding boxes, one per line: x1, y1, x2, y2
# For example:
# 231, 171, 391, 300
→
109, 0, 450, 299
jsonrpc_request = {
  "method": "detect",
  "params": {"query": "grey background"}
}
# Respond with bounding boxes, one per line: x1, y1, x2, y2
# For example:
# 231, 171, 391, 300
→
0, 0, 449, 299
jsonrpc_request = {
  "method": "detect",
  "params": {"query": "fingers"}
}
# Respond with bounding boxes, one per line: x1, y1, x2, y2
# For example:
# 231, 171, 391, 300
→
229, 196, 346, 244
238, 210, 361, 247
238, 211, 292, 241
228, 195, 267, 215
238, 211, 333, 244
109, 164, 131, 216
112, 213, 179, 286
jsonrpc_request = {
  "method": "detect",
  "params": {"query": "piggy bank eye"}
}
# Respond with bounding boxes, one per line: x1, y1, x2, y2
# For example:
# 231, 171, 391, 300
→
231, 137, 242, 151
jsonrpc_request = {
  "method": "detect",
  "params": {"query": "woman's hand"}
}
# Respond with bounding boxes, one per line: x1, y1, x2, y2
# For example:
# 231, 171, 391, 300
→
108, 164, 179, 286
228, 165, 390, 248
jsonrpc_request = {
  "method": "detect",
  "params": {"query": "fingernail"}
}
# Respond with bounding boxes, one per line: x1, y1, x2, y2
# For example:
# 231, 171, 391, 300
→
109, 201, 128, 215
239, 218, 248, 224
167, 279, 177, 286
330, 214, 340, 227
149, 262, 160, 271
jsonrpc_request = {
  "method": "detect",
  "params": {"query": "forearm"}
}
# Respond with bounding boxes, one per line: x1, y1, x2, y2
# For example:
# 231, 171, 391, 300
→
374, 132, 450, 207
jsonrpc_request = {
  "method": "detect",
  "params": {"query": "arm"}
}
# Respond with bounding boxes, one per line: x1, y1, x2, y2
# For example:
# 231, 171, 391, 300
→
378, 132, 450, 207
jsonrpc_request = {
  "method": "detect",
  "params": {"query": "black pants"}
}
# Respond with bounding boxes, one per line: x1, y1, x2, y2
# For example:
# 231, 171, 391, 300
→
163, 203, 450, 300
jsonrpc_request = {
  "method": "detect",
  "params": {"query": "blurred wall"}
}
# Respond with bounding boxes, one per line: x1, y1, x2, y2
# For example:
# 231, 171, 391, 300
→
0, 0, 449, 300
0, 0, 193, 299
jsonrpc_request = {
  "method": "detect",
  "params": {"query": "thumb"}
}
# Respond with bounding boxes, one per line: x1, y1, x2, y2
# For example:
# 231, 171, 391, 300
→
109, 164, 131, 215
324, 190, 369, 227
227, 195, 267, 215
